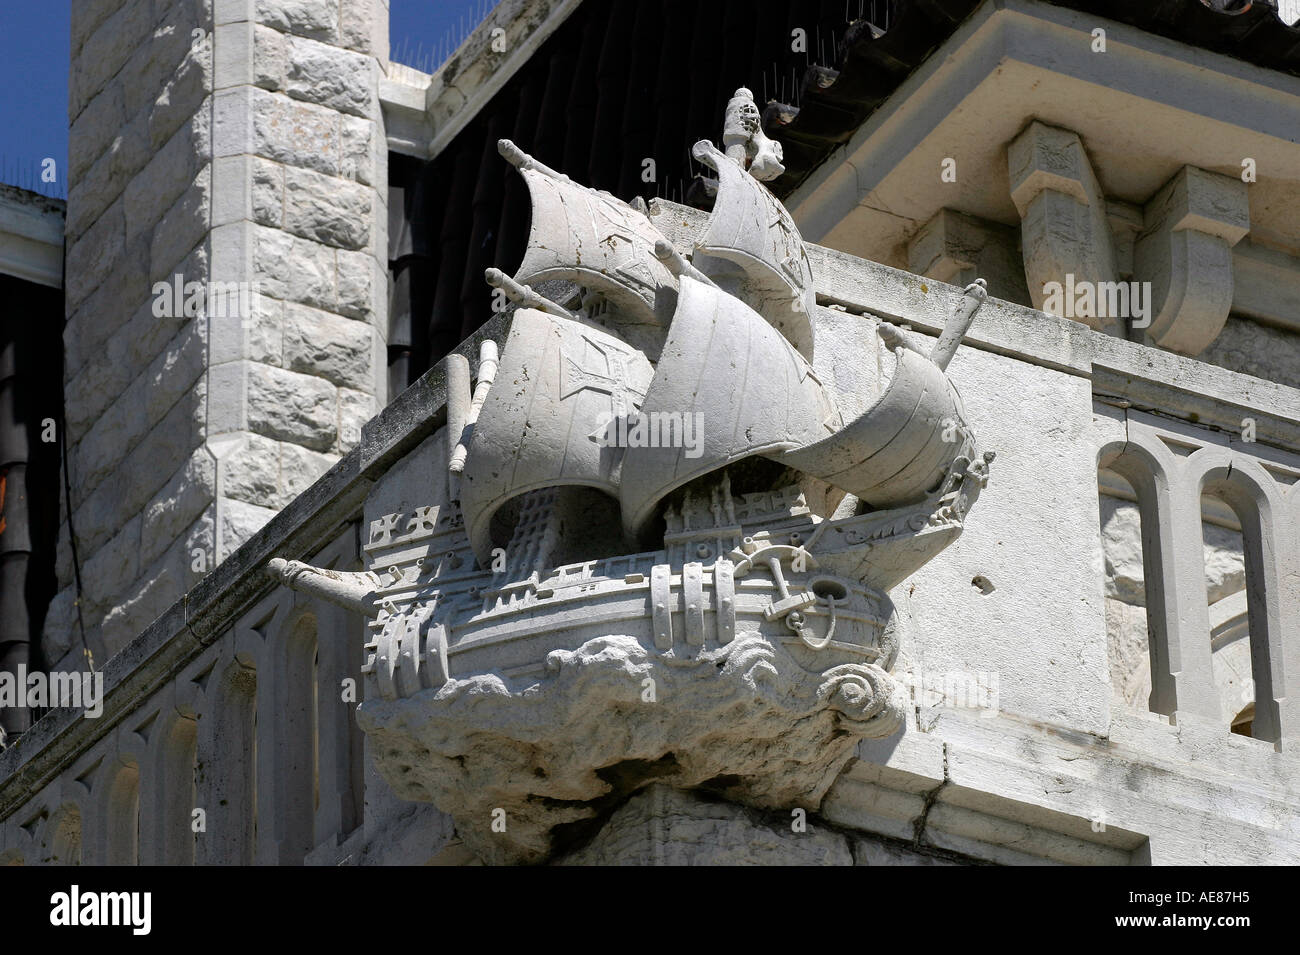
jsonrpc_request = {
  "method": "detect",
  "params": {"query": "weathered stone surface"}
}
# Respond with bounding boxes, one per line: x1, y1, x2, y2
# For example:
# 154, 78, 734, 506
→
70, 377, 149, 495
220, 497, 279, 553
852, 835, 963, 865
283, 302, 373, 388
279, 442, 339, 503
254, 224, 335, 309
908, 208, 1031, 308
66, 296, 194, 440
1099, 496, 1244, 605
40, 588, 77, 665
247, 362, 338, 450
69, 81, 126, 183
70, 0, 153, 118
251, 87, 340, 176
146, 320, 208, 424
1135, 166, 1249, 357
245, 293, 285, 365
120, 15, 199, 126
124, 112, 210, 242
99, 546, 186, 658
251, 157, 283, 226
66, 97, 154, 234
1007, 121, 1119, 334
285, 35, 372, 117
71, 0, 126, 60
339, 0, 384, 55
1105, 598, 1153, 710
65, 199, 126, 311
149, 168, 212, 279
82, 516, 143, 612
64, 233, 153, 376
1203, 316, 1300, 392
902, 345, 1106, 734
339, 113, 374, 185
141, 448, 218, 568
66, 144, 123, 239
253, 23, 288, 90
337, 386, 375, 449
221, 433, 282, 507
73, 382, 207, 557
112, 510, 216, 652
255, 0, 339, 43
335, 248, 377, 318
358, 632, 907, 865
69, 320, 206, 506
283, 165, 371, 249
149, 47, 211, 150
54, 520, 73, 590
555, 785, 854, 866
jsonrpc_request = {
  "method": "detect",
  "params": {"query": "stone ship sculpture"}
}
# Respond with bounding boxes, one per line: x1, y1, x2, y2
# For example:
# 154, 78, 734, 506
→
268, 87, 994, 863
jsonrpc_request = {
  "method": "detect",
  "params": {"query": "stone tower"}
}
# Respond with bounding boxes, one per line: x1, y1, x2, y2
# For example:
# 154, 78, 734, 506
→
51, 0, 389, 666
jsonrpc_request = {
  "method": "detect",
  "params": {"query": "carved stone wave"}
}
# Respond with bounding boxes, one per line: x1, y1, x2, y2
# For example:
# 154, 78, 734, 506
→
356, 630, 907, 865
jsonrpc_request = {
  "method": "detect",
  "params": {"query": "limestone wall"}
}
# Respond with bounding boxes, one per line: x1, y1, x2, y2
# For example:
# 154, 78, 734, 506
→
49, 0, 389, 670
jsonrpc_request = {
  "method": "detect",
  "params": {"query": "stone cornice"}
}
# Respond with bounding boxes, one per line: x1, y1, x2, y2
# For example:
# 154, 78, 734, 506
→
0, 186, 64, 289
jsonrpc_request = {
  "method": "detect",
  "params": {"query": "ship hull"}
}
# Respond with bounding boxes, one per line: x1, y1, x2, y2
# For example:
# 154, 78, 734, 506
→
368, 550, 896, 701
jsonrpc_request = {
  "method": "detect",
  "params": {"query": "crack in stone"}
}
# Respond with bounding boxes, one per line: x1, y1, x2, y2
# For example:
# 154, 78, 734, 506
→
911, 742, 950, 850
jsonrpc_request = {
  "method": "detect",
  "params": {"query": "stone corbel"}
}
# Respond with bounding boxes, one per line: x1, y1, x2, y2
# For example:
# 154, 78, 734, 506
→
1132, 166, 1249, 357
1007, 121, 1121, 334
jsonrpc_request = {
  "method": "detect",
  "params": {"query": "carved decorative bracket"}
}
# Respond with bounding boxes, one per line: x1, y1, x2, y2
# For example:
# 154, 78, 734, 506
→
1008, 121, 1121, 334
1133, 165, 1249, 357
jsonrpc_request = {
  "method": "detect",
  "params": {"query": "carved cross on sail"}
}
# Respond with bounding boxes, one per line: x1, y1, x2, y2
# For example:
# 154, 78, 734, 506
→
560, 335, 647, 417
456, 310, 656, 563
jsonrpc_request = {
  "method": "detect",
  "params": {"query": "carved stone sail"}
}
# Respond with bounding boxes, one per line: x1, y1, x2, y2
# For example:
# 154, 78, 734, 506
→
619, 275, 838, 539
780, 345, 972, 508
501, 139, 677, 334
458, 308, 655, 564
691, 140, 816, 360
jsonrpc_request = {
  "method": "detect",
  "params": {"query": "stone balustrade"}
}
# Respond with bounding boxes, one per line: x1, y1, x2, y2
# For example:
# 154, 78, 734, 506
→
0, 529, 364, 865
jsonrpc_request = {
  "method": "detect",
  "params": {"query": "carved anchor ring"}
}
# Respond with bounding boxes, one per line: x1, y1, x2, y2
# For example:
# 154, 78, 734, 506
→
787, 595, 837, 651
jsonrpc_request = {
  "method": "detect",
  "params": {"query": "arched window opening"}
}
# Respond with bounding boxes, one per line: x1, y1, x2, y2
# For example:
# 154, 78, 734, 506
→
1201, 490, 1251, 736
46, 804, 82, 865
1098, 466, 1154, 712
206, 662, 256, 864
279, 613, 319, 861
105, 762, 140, 865
1231, 704, 1255, 738
1201, 472, 1282, 745
161, 716, 198, 864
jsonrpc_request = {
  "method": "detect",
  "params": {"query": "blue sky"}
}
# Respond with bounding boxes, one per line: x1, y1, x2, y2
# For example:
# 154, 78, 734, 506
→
0, 0, 486, 199
0, 2, 70, 198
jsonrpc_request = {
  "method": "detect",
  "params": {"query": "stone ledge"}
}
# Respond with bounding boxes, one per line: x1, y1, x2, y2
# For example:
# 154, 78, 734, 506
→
830, 707, 1300, 864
